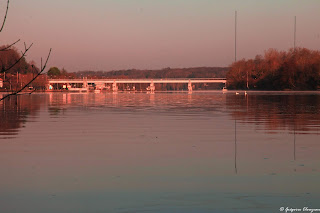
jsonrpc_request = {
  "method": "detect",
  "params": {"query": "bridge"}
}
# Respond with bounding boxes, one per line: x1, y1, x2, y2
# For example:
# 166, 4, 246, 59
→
48, 78, 227, 92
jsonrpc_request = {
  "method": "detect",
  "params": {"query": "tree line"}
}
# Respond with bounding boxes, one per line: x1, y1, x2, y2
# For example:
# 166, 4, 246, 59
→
71, 67, 228, 79
227, 48, 320, 90
5, 39, 320, 91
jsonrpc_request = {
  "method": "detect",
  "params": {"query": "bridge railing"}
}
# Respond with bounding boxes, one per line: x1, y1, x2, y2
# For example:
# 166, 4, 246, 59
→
48, 78, 226, 82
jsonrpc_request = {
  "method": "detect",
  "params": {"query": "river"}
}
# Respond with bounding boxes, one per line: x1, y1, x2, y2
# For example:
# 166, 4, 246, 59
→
0, 91, 320, 213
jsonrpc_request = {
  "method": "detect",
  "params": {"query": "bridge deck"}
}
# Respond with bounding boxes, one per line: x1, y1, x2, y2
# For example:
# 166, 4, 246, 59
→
48, 78, 227, 84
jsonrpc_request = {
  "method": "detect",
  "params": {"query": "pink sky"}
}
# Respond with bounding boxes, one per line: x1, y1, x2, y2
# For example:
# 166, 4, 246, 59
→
1, 0, 320, 72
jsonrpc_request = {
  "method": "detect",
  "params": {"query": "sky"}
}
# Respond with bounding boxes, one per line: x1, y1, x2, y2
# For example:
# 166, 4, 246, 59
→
1, 0, 320, 72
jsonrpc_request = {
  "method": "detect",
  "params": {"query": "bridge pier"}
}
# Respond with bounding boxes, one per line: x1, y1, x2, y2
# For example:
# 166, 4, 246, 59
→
112, 80, 118, 92
188, 79, 192, 92
83, 77, 88, 89
150, 80, 155, 92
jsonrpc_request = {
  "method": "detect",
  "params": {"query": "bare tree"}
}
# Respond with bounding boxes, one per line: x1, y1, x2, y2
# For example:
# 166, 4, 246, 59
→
0, 0, 51, 101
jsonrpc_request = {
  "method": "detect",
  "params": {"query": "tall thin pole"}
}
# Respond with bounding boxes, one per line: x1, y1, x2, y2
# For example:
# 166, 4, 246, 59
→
235, 11, 237, 62
235, 119, 237, 174
246, 71, 249, 89
294, 16, 296, 50
294, 127, 296, 161
293, 126, 296, 172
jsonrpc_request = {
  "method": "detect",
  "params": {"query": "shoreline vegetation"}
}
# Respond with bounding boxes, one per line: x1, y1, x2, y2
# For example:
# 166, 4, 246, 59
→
1, 46, 320, 92
227, 48, 320, 91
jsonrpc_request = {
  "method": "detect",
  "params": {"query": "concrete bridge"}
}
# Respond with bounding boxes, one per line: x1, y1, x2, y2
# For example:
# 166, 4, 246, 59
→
48, 78, 227, 92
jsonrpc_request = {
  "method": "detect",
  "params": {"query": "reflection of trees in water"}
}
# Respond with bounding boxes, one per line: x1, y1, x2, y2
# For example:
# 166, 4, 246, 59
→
227, 93, 320, 134
0, 95, 44, 137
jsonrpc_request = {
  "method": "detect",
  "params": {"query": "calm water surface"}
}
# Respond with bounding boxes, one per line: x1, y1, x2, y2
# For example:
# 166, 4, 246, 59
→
0, 91, 320, 213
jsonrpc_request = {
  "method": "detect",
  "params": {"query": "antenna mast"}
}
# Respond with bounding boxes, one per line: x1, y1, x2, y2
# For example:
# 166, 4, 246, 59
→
235, 11, 237, 62
294, 16, 296, 50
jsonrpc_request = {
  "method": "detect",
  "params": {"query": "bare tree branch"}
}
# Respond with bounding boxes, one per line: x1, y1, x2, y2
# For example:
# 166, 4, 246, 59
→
0, 39, 20, 51
0, 48, 52, 102
0, 0, 9, 32
0, 0, 53, 102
